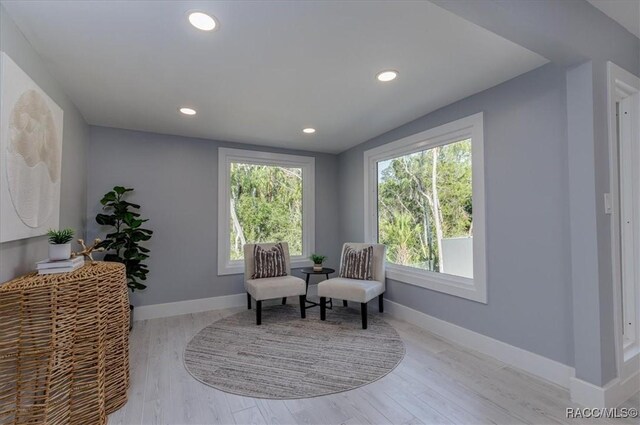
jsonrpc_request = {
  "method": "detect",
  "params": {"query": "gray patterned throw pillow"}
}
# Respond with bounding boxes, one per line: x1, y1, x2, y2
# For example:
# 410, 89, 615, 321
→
339, 245, 373, 280
252, 243, 288, 279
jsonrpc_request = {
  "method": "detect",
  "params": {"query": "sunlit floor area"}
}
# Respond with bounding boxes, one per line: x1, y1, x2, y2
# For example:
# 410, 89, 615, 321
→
109, 307, 639, 425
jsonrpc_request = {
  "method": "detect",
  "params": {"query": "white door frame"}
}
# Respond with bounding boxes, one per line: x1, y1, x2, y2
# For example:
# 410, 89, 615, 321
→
607, 61, 640, 381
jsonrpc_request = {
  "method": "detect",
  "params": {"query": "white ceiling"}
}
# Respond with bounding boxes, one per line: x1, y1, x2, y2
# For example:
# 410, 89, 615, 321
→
588, 0, 640, 39
2, 1, 547, 153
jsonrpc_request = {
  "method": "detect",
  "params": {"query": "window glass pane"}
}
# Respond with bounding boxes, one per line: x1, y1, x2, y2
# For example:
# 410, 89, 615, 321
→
229, 163, 303, 260
377, 139, 473, 278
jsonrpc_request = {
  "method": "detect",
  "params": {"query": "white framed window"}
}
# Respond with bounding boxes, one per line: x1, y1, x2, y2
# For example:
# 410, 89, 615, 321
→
364, 113, 486, 303
218, 148, 315, 275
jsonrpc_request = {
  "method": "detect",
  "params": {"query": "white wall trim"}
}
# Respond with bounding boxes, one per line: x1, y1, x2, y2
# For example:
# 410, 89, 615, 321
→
570, 369, 640, 408
363, 113, 487, 303
386, 264, 486, 303
384, 299, 574, 389
134, 293, 247, 321
217, 147, 315, 276
133, 293, 302, 321
607, 62, 640, 391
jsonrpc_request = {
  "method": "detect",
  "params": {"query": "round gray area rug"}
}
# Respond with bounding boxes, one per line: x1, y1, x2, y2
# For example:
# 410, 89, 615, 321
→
184, 304, 405, 399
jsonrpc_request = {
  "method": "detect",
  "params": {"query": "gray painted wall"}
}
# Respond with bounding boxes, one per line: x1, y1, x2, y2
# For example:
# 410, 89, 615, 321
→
566, 61, 607, 385
338, 63, 574, 367
87, 127, 341, 307
0, 6, 89, 282
436, 0, 640, 386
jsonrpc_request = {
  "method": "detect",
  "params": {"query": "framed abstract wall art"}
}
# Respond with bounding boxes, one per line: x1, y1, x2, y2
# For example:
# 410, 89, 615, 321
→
0, 52, 64, 242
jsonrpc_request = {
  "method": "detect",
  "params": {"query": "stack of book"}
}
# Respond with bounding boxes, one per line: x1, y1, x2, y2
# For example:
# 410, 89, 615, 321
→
37, 256, 85, 275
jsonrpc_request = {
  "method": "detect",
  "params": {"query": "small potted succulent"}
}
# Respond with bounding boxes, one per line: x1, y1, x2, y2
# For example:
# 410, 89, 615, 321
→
47, 228, 75, 261
310, 254, 326, 272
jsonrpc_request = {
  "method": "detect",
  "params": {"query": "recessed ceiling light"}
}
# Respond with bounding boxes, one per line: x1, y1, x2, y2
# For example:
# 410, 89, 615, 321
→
302, 128, 316, 134
179, 107, 197, 115
376, 70, 398, 82
188, 12, 217, 31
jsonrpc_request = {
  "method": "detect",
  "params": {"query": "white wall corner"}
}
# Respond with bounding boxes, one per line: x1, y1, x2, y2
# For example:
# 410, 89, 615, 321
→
384, 299, 575, 389
570, 370, 640, 408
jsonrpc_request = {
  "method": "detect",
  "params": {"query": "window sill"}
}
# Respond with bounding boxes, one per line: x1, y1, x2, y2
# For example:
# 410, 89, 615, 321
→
386, 263, 487, 303
218, 257, 313, 276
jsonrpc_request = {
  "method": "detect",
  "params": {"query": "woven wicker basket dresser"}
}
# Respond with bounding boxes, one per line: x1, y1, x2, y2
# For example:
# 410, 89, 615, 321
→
0, 262, 130, 425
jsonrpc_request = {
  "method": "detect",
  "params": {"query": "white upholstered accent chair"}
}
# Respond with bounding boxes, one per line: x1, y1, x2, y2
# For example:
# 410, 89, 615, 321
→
244, 242, 306, 325
317, 243, 386, 329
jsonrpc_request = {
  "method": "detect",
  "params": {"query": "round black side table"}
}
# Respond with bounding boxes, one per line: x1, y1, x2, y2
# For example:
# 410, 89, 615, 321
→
300, 267, 335, 310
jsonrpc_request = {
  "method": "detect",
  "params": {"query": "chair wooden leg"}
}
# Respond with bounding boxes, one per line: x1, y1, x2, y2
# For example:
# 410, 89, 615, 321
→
256, 300, 262, 325
378, 293, 384, 313
343, 300, 348, 307
320, 297, 326, 320
282, 297, 287, 305
247, 293, 251, 310
361, 302, 368, 329
299, 295, 306, 318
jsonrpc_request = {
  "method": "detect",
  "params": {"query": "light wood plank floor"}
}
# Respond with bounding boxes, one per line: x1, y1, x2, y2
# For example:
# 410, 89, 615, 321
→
109, 307, 640, 425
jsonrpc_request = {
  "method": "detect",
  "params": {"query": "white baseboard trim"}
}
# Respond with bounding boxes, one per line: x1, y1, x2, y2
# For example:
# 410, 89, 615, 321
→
570, 370, 640, 408
134, 293, 247, 321
383, 299, 575, 389
570, 378, 610, 408
611, 370, 640, 407
133, 293, 304, 321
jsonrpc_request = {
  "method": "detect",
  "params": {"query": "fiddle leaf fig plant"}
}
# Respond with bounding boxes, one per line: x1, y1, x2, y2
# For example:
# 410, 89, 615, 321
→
95, 186, 152, 291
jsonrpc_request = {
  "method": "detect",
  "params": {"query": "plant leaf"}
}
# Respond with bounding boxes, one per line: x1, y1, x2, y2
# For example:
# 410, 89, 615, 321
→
95, 213, 115, 226
103, 253, 124, 263
100, 191, 116, 205
120, 201, 141, 209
